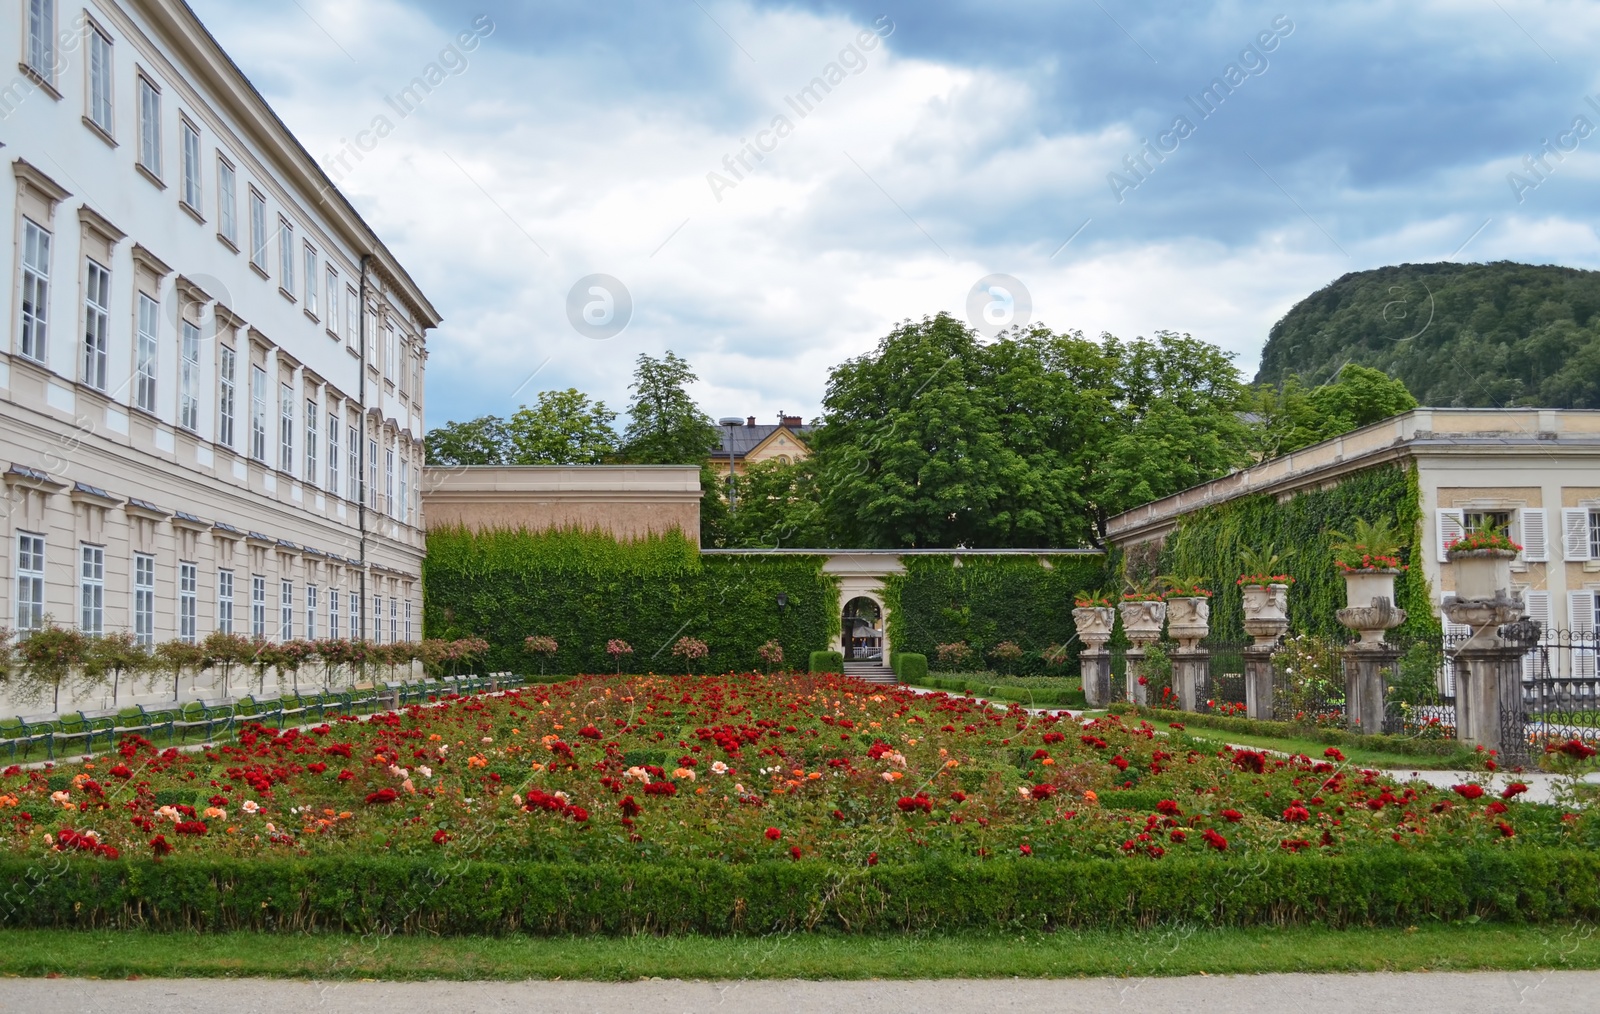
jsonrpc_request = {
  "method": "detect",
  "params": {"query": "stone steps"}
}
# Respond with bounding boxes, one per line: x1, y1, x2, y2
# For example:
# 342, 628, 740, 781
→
842, 662, 898, 685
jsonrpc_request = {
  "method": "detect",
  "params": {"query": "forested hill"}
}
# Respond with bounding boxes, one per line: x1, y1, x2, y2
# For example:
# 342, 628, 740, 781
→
1255, 261, 1600, 408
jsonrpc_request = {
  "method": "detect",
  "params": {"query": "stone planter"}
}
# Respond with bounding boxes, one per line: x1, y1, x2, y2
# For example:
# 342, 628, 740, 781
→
1240, 583, 1290, 645
1165, 596, 1211, 650
1117, 600, 1166, 647
1341, 568, 1400, 610
1336, 568, 1406, 646
1448, 548, 1515, 602
1071, 606, 1116, 652
1072, 605, 1116, 708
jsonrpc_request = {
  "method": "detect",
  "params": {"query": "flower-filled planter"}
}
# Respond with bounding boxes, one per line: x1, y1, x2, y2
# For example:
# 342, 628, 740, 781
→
1117, 598, 1166, 646
1165, 596, 1211, 650
1071, 606, 1116, 652
1238, 581, 1291, 644
1446, 544, 1518, 601
1341, 568, 1402, 611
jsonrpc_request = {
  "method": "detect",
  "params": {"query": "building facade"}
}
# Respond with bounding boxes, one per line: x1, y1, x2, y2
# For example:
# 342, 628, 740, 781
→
2, 1, 437, 685
422, 465, 703, 543
710, 414, 812, 478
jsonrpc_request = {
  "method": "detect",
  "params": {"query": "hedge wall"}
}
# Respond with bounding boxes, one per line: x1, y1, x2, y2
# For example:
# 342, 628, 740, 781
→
423, 528, 839, 675
3, 853, 1597, 933
884, 554, 1107, 674
1154, 464, 1440, 642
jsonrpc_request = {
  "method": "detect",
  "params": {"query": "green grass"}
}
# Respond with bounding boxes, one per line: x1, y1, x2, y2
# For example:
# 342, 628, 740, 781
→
1173, 727, 1477, 771
0, 924, 1595, 980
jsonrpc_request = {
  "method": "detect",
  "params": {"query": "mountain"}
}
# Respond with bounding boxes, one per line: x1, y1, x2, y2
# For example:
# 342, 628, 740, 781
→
1255, 261, 1600, 408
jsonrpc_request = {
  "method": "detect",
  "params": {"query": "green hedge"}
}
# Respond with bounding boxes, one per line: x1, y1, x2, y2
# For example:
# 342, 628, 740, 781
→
424, 527, 840, 675
1154, 464, 1439, 642
1111, 704, 1477, 761
912, 675, 1086, 708
809, 650, 844, 674
894, 653, 928, 682
2, 854, 1596, 933
884, 555, 1107, 675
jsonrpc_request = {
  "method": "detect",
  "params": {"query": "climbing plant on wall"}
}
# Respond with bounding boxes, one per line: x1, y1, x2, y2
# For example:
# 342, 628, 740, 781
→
1154, 464, 1438, 641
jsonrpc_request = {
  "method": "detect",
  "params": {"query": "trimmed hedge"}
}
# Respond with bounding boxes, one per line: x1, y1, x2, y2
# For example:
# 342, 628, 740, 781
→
1111, 704, 1478, 761
1, 853, 1596, 933
912, 675, 1086, 708
809, 650, 844, 674
894, 653, 928, 682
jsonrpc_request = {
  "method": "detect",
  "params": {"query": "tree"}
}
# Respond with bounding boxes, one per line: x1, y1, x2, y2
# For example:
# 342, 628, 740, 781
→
505, 388, 618, 464
619, 352, 719, 465
726, 457, 830, 548
424, 415, 510, 465
1250, 363, 1418, 457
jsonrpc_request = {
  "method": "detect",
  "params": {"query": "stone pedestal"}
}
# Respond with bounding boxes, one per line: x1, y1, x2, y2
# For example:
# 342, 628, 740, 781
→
1173, 649, 1209, 712
1343, 642, 1398, 735
1080, 649, 1111, 707
1126, 648, 1148, 705
1244, 644, 1275, 720
1442, 594, 1535, 758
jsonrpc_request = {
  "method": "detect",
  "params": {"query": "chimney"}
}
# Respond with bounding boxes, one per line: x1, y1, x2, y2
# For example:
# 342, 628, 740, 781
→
746, 415, 756, 427
781, 414, 802, 428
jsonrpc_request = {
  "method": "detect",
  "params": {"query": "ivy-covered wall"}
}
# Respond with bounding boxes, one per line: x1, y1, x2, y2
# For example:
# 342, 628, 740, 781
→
424, 528, 840, 675
1152, 464, 1439, 642
883, 555, 1108, 674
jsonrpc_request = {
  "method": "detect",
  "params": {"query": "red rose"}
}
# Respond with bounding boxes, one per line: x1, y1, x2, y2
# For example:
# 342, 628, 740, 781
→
432, 829, 450, 844
765, 827, 782, 840
1452, 784, 1485, 800
1221, 809, 1243, 822
1501, 782, 1529, 799
365, 788, 399, 805
149, 835, 173, 856
1019, 844, 1032, 856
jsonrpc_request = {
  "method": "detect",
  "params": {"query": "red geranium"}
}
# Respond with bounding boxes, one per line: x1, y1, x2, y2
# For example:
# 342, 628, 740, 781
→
365, 788, 399, 805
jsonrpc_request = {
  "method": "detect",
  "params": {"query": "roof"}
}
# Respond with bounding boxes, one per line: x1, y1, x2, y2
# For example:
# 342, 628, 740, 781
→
714, 424, 812, 459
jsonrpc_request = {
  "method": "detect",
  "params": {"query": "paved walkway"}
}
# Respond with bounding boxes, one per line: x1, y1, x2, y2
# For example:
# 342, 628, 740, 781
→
2, 972, 1596, 1012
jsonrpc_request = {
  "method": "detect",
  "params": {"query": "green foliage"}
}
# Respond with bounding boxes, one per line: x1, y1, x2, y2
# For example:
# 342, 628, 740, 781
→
620, 352, 719, 465
1271, 634, 1345, 717
726, 457, 830, 549
894, 652, 928, 683
1113, 704, 1476, 761
424, 414, 510, 466
423, 527, 839, 675
4, 852, 1598, 933
808, 650, 844, 674
1257, 261, 1600, 408
1328, 515, 1405, 569
1157, 465, 1438, 642
505, 389, 619, 464
1250, 364, 1419, 457
883, 554, 1107, 675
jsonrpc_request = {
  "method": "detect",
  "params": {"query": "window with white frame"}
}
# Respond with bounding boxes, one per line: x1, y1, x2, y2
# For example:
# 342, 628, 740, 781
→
179, 320, 201, 431
385, 448, 395, 517
349, 590, 360, 640
306, 584, 318, 640
389, 597, 398, 644
82, 259, 110, 389
345, 286, 357, 343
87, 24, 113, 134
329, 585, 340, 639
135, 294, 159, 412
303, 244, 318, 316
368, 439, 378, 509
26, 0, 55, 79
249, 190, 268, 271
138, 76, 161, 177
384, 323, 398, 382
400, 460, 410, 526
404, 599, 412, 642
134, 553, 155, 646
250, 365, 268, 461
251, 574, 266, 638
178, 561, 197, 643
1561, 508, 1600, 562
304, 396, 319, 485
15, 533, 45, 633
398, 341, 409, 398
181, 119, 202, 210
347, 425, 360, 502
218, 568, 234, 634
278, 218, 295, 296
326, 268, 338, 332
372, 593, 383, 644
218, 346, 236, 448
20, 219, 50, 362
217, 157, 237, 246
327, 412, 341, 493
366, 308, 378, 362
279, 383, 294, 473
79, 545, 104, 635
280, 579, 294, 640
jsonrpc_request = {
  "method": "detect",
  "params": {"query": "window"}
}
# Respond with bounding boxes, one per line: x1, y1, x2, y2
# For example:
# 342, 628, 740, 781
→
181, 119, 202, 210
400, 462, 410, 526
138, 76, 161, 177
280, 580, 293, 640
365, 307, 377, 361
82, 259, 110, 389
411, 351, 421, 400
27, 0, 55, 78
251, 574, 266, 638
88, 25, 113, 134
134, 553, 155, 647
217, 157, 237, 245
329, 585, 340, 639
135, 294, 159, 412
344, 286, 357, 343
178, 562, 197, 643
384, 323, 397, 381
279, 383, 294, 473
372, 594, 383, 644
305, 397, 319, 485
278, 218, 295, 296
179, 320, 201, 431
20, 219, 50, 362
303, 244, 318, 316
349, 590, 360, 640
326, 268, 338, 332
79, 545, 104, 635
389, 597, 398, 644
218, 346, 236, 448
250, 366, 268, 461
348, 425, 360, 501
249, 190, 268, 271
218, 568, 234, 634
368, 439, 378, 509
385, 448, 395, 517
306, 584, 318, 640
15, 533, 45, 633
404, 599, 412, 642
1593, 511, 1600, 559
1463, 511, 1512, 534
327, 413, 341, 493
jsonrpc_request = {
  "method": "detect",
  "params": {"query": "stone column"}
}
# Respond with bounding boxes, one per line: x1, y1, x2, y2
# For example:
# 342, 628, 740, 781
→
1450, 618, 1537, 756
1241, 584, 1289, 720
1173, 649, 1210, 712
1079, 650, 1111, 707
1167, 596, 1211, 713
1243, 644, 1275, 720
1116, 600, 1166, 707
1343, 643, 1399, 735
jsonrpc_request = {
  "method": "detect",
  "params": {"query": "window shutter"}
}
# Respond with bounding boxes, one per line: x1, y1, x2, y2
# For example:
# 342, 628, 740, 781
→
1437, 509, 1464, 559
1519, 509, 1547, 562
1564, 509, 1594, 561
1570, 591, 1596, 680
1522, 590, 1550, 680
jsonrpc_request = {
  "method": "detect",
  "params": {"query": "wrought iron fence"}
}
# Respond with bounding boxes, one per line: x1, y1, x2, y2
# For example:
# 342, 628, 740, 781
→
1381, 631, 1458, 739
1518, 629, 1600, 747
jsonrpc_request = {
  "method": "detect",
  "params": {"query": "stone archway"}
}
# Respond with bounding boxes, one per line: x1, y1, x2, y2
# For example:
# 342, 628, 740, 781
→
841, 595, 885, 662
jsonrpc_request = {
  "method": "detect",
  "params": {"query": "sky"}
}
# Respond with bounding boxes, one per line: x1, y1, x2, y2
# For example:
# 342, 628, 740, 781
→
185, 0, 1600, 431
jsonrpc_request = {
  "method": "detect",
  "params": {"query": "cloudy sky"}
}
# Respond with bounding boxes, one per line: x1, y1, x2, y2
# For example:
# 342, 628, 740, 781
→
185, 0, 1600, 430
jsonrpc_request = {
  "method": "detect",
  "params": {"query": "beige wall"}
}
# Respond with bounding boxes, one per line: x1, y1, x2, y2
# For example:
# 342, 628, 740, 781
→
422, 465, 703, 544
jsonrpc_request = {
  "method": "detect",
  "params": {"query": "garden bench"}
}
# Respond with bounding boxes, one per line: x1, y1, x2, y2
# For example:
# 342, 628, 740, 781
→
1, 715, 56, 761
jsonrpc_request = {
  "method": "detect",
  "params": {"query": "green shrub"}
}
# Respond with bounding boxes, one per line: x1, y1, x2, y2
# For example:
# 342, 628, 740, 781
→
809, 650, 844, 674
895, 653, 928, 682
1111, 704, 1476, 760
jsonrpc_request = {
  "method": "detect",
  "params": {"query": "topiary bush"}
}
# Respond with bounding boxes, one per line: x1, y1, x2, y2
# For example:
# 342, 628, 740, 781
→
809, 650, 844, 674
894, 652, 927, 682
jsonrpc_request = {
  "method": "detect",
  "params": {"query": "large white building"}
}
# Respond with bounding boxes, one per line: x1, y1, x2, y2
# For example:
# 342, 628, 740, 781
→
1, 0, 437, 684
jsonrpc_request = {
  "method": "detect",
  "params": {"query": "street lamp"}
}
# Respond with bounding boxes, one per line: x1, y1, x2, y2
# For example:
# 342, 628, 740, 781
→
776, 592, 789, 615
718, 417, 742, 510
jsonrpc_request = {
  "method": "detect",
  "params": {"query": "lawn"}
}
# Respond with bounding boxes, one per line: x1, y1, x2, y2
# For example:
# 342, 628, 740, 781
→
1169, 726, 1478, 771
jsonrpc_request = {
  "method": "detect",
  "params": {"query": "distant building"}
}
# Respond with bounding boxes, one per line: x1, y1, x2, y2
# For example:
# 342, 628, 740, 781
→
709, 414, 812, 478
423, 466, 704, 544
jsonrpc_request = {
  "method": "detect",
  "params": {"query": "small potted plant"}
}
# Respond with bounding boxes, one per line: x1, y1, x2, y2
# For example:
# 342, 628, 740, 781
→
1237, 544, 1294, 644
1445, 523, 1521, 601
1117, 579, 1166, 646
1071, 590, 1116, 653
1159, 576, 1212, 650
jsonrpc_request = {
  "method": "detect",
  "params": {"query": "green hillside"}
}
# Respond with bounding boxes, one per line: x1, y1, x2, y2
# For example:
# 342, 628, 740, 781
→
1255, 261, 1600, 408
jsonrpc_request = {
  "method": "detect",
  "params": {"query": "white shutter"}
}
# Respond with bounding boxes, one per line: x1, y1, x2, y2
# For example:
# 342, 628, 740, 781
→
1437, 509, 1464, 559
1564, 509, 1594, 561
1520, 509, 1548, 562
1571, 591, 1596, 680
1523, 590, 1551, 680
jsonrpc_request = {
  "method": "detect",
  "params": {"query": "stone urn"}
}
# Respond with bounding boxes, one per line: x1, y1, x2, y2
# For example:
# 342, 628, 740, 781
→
1240, 583, 1290, 645
1442, 590, 1526, 647
1342, 568, 1401, 610
1165, 596, 1211, 650
1336, 598, 1407, 646
1071, 606, 1116, 652
1117, 599, 1166, 647
1448, 548, 1516, 602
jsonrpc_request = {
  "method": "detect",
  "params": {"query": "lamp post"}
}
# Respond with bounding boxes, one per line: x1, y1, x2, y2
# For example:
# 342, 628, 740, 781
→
776, 592, 789, 615
718, 417, 742, 510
